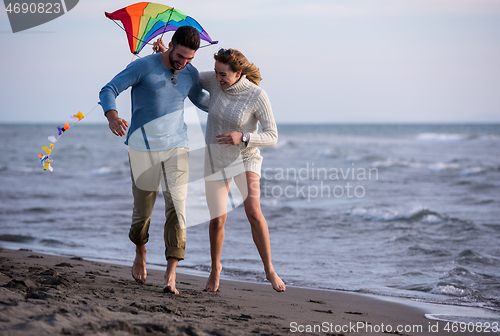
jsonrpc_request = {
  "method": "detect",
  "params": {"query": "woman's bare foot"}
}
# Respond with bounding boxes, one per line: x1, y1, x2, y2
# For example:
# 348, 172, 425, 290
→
266, 270, 286, 292
205, 265, 221, 292
163, 258, 179, 294
132, 245, 147, 284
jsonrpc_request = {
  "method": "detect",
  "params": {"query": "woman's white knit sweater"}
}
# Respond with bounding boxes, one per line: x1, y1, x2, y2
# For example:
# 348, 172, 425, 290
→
199, 72, 278, 181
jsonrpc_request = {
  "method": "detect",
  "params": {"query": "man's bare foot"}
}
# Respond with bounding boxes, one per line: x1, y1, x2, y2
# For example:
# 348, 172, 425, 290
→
163, 258, 179, 294
163, 285, 178, 294
132, 245, 147, 284
205, 265, 221, 292
266, 270, 286, 292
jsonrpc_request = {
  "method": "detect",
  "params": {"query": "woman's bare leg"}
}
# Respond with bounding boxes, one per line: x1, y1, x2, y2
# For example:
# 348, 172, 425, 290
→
205, 180, 231, 292
235, 172, 286, 292
206, 214, 227, 292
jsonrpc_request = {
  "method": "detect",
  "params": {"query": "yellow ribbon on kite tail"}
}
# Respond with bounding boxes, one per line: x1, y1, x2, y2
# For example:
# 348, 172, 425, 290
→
38, 104, 100, 171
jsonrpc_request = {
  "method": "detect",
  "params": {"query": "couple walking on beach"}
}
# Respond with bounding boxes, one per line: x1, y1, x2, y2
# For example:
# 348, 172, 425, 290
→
99, 26, 285, 294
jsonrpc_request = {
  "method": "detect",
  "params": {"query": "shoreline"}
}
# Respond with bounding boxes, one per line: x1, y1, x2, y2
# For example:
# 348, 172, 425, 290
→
0, 248, 497, 335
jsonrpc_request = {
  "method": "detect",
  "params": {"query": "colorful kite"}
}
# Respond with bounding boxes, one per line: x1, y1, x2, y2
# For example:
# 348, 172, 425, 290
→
38, 107, 98, 172
105, 2, 218, 55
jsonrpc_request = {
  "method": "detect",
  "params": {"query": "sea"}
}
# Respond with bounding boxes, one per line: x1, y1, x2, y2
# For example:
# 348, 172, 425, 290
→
1, 122, 499, 320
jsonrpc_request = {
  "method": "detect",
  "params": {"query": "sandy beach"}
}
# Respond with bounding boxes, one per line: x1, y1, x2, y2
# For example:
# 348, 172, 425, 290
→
0, 248, 489, 335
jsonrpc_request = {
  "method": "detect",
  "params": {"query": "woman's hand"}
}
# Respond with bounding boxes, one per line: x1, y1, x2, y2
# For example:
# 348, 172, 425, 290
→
153, 38, 167, 53
216, 132, 243, 148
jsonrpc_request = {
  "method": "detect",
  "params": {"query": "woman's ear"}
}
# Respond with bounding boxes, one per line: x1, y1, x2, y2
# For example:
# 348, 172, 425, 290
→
237, 70, 243, 78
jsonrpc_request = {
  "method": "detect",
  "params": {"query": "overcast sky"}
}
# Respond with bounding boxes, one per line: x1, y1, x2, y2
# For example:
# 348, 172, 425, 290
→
0, 0, 499, 124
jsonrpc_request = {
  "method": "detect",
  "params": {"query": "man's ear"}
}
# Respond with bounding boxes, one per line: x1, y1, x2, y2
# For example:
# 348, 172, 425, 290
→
168, 41, 173, 50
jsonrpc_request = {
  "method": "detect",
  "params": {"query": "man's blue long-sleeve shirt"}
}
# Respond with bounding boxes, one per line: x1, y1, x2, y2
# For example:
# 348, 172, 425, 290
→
99, 53, 209, 151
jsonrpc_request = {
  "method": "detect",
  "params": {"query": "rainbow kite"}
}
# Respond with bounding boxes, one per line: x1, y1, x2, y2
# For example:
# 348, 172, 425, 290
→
105, 2, 218, 55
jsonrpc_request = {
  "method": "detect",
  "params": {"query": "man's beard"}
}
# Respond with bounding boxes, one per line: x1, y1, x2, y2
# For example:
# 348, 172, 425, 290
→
168, 48, 183, 71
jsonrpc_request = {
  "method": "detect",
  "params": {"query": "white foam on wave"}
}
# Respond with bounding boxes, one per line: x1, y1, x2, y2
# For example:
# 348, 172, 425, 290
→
370, 158, 466, 173
425, 314, 500, 329
315, 148, 339, 158
460, 167, 483, 177
343, 155, 362, 163
431, 284, 467, 296
370, 158, 423, 169
346, 205, 435, 222
90, 165, 124, 177
12, 166, 37, 173
416, 133, 468, 143
428, 162, 461, 172
422, 214, 443, 224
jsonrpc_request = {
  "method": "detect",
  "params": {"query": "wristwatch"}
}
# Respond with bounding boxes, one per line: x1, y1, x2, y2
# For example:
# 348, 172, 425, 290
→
242, 132, 249, 147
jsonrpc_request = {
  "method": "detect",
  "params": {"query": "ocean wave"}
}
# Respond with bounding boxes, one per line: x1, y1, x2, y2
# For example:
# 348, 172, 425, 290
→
370, 158, 422, 169
408, 244, 451, 257
273, 139, 297, 150
90, 165, 126, 177
415, 133, 468, 143
430, 283, 470, 296
344, 155, 363, 163
474, 134, 500, 144
8, 166, 37, 173
346, 206, 443, 223
23, 207, 55, 214
369, 158, 467, 172
421, 214, 443, 224
457, 249, 498, 266
415, 132, 500, 145
0, 206, 59, 216
0, 234, 35, 243
315, 148, 340, 158
427, 162, 461, 172
444, 267, 477, 279
39, 238, 82, 248
272, 139, 293, 149
460, 167, 484, 176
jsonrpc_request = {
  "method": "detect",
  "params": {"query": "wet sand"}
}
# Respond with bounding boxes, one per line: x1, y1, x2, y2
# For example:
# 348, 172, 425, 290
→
0, 248, 474, 335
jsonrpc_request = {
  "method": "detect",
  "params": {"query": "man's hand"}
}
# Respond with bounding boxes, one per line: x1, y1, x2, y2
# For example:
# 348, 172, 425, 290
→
105, 110, 128, 137
153, 38, 167, 53
216, 132, 243, 148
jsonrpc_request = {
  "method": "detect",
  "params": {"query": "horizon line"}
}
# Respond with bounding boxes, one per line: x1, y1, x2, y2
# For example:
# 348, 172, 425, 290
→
1, 121, 499, 125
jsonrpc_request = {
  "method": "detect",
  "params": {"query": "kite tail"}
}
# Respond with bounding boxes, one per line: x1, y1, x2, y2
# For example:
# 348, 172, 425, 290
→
38, 104, 100, 172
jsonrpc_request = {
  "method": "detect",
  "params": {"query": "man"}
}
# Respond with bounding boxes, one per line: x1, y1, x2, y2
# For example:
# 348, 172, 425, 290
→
99, 26, 209, 294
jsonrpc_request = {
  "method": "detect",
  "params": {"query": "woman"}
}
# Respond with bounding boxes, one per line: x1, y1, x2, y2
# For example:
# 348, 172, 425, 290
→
198, 48, 285, 292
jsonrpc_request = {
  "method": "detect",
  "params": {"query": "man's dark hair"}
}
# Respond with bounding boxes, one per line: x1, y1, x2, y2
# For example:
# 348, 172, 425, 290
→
171, 26, 200, 51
